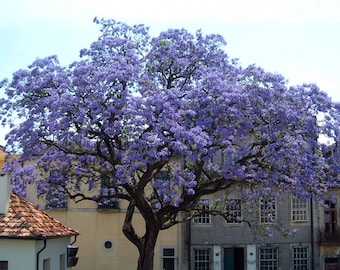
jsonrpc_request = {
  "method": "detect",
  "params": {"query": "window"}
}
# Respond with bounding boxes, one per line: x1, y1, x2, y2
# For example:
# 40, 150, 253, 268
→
46, 170, 67, 209
259, 247, 278, 270
43, 259, 50, 270
60, 254, 65, 270
0, 261, 8, 270
225, 199, 242, 224
205, 150, 224, 178
193, 199, 211, 224
291, 198, 308, 222
292, 246, 309, 269
260, 197, 276, 223
97, 177, 119, 210
46, 187, 68, 209
151, 171, 171, 208
324, 200, 337, 233
103, 240, 114, 251
161, 247, 176, 270
194, 248, 211, 270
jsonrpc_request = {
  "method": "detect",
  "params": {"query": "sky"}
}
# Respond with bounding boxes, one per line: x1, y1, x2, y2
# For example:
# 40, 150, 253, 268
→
0, 0, 340, 145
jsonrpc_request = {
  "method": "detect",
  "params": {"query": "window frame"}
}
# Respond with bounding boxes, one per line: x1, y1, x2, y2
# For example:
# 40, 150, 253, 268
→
292, 246, 309, 269
151, 170, 171, 207
291, 197, 309, 223
259, 246, 279, 270
224, 198, 242, 225
161, 246, 177, 270
97, 177, 120, 210
45, 170, 68, 209
324, 199, 337, 233
193, 248, 211, 270
193, 199, 212, 225
259, 197, 277, 224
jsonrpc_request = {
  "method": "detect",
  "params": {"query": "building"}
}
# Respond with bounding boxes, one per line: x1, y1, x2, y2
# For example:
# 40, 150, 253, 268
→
48, 196, 180, 270
0, 147, 181, 270
319, 189, 340, 270
186, 190, 340, 270
4, 144, 340, 269
0, 174, 79, 270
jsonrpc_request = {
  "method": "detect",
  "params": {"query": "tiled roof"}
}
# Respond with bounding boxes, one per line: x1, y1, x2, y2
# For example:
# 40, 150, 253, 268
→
0, 192, 78, 239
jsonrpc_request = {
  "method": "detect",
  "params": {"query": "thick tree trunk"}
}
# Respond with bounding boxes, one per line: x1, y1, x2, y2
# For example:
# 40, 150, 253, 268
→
122, 199, 161, 270
136, 223, 160, 270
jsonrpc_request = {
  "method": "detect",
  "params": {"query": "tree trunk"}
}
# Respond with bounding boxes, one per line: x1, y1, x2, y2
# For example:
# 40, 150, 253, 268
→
122, 199, 161, 270
136, 223, 160, 270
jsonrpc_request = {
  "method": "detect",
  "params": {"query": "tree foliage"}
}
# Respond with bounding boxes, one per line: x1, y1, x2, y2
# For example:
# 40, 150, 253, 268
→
1, 18, 340, 270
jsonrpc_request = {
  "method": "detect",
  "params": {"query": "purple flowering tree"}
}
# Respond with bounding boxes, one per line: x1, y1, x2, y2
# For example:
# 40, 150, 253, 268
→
1, 18, 340, 270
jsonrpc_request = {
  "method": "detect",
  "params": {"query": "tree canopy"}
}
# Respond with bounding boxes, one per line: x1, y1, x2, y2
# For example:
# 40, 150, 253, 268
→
1, 18, 340, 270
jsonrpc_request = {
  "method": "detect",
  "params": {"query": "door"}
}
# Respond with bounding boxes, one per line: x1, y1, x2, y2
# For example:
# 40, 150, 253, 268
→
162, 248, 175, 270
325, 200, 337, 233
224, 248, 244, 270
325, 258, 339, 270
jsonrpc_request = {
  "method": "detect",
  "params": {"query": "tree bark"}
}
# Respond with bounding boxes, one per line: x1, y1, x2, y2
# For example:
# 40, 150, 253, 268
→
123, 199, 161, 270
136, 224, 160, 270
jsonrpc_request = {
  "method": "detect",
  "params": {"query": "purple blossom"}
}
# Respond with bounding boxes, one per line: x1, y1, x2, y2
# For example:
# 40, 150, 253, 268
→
1, 18, 340, 264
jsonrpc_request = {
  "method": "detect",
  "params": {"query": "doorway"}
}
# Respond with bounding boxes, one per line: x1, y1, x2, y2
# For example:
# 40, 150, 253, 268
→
325, 258, 339, 270
224, 248, 244, 270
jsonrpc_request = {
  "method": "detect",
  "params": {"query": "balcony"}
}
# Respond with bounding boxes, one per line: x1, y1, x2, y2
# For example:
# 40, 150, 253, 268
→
319, 230, 340, 245
97, 200, 120, 211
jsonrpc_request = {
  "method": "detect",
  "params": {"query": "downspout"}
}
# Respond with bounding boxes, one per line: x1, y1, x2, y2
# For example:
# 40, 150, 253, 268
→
37, 239, 47, 270
188, 219, 191, 270
310, 198, 314, 270
70, 235, 78, 245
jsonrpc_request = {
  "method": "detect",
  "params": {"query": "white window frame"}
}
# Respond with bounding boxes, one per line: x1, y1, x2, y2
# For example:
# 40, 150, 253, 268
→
259, 247, 279, 270
292, 246, 309, 269
193, 199, 211, 225
161, 246, 177, 270
259, 197, 277, 224
224, 198, 242, 224
193, 248, 211, 270
291, 197, 308, 223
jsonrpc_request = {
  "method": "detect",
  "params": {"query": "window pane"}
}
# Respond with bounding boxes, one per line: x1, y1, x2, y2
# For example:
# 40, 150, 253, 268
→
292, 198, 308, 222
259, 248, 278, 270
163, 248, 175, 257
194, 249, 210, 270
260, 198, 276, 223
193, 200, 211, 224
225, 199, 241, 223
163, 258, 175, 270
0, 261, 8, 270
292, 247, 309, 269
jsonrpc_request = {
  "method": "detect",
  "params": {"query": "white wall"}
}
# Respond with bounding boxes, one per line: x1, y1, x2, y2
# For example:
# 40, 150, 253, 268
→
0, 239, 36, 270
0, 237, 73, 270
37, 237, 73, 270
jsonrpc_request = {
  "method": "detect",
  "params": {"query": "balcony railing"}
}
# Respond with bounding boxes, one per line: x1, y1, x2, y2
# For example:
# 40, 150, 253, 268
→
97, 200, 120, 211
319, 230, 340, 245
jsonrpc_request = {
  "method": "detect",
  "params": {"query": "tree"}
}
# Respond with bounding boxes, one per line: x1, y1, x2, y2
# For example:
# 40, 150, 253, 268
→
1, 18, 340, 270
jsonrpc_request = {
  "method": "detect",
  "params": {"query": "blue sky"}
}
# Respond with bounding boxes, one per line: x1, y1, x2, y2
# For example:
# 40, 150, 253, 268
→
1, 0, 340, 145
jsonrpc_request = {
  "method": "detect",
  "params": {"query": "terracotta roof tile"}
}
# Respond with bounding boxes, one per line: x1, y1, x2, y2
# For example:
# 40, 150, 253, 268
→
0, 192, 78, 239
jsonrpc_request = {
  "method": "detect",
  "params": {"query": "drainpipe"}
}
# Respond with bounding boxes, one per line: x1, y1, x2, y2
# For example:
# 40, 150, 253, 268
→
188, 219, 191, 270
70, 235, 78, 245
310, 198, 314, 270
37, 239, 47, 270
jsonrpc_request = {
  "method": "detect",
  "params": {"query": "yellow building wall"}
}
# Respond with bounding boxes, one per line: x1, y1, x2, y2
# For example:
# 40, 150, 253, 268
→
0, 150, 5, 170
49, 200, 179, 270
0, 148, 180, 270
